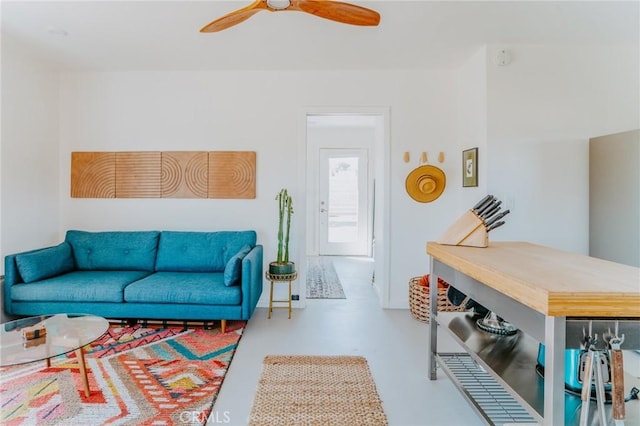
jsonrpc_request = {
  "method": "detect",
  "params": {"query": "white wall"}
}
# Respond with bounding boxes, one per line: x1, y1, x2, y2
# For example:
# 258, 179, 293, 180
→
385, 72, 458, 307
1, 36, 60, 272
486, 44, 640, 254
3, 43, 638, 312
456, 46, 488, 210
57, 69, 458, 308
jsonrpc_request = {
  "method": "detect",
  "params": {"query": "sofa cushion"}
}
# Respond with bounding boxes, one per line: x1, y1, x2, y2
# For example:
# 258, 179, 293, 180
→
11, 271, 150, 303
66, 230, 159, 271
124, 272, 241, 305
15, 243, 75, 283
155, 231, 256, 273
224, 245, 252, 287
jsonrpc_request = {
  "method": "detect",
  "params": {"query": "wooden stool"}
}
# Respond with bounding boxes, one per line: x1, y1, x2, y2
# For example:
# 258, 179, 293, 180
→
265, 271, 297, 319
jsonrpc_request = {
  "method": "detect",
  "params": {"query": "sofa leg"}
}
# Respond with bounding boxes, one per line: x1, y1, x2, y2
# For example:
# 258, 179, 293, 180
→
220, 319, 226, 334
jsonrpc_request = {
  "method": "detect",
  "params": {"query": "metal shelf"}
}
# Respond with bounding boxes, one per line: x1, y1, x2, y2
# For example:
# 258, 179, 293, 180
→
436, 312, 640, 425
438, 352, 536, 425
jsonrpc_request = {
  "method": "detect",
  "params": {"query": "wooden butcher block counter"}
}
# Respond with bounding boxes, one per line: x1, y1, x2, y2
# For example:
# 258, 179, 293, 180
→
425, 241, 640, 426
426, 241, 640, 317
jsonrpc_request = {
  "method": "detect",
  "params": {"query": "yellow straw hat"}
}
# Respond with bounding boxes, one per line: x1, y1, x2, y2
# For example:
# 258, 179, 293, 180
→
405, 165, 446, 203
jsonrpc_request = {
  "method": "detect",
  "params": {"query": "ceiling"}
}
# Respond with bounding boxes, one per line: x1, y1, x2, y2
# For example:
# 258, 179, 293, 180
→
2, 1, 638, 71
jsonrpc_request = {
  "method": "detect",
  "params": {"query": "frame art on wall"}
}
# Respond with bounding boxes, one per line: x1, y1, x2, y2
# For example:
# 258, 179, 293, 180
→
462, 147, 478, 187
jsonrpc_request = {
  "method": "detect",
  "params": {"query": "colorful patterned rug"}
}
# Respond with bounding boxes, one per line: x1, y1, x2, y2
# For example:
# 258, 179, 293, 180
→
0, 321, 245, 425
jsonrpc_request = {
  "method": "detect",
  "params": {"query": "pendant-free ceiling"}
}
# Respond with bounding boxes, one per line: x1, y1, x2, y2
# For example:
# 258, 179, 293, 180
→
200, 0, 381, 33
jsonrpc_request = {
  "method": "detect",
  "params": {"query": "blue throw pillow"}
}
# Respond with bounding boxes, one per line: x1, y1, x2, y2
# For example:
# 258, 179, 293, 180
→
15, 242, 75, 283
223, 245, 252, 286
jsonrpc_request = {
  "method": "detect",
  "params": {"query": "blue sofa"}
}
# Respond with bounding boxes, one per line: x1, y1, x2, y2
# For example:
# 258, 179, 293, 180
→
4, 230, 263, 333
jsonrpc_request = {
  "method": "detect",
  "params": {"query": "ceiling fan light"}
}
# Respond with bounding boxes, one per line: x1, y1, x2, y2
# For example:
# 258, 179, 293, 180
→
267, 0, 291, 10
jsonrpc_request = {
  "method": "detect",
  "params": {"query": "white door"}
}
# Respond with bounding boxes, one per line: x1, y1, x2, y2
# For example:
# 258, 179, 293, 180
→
318, 148, 370, 256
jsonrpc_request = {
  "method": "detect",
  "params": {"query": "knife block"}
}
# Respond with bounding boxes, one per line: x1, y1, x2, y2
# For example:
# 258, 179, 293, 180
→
437, 210, 488, 248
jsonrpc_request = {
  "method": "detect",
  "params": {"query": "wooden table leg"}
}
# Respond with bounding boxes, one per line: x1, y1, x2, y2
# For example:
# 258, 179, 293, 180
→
75, 346, 90, 397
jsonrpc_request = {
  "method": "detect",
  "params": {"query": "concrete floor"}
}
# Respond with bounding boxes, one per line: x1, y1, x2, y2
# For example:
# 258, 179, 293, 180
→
211, 256, 483, 426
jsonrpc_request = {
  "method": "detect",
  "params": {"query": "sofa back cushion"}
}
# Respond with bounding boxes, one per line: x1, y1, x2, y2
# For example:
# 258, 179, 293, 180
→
15, 242, 75, 283
155, 231, 256, 272
65, 230, 160, 271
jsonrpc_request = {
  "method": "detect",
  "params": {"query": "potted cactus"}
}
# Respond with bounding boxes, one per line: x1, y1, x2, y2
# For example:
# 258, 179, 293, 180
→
269, 188, 295, 275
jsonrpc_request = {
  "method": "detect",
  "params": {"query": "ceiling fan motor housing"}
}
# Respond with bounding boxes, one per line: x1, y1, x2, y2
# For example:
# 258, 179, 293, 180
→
267, 0, 292, 10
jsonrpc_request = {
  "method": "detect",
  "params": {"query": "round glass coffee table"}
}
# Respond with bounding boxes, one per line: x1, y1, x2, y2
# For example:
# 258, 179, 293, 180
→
0, 313, 109, 397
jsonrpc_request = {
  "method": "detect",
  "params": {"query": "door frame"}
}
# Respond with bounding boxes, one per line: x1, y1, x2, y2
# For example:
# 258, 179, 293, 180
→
298, 107, 391, 308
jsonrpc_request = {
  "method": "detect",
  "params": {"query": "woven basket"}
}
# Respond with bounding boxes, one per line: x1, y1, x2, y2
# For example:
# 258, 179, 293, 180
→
409, 275, 466, 323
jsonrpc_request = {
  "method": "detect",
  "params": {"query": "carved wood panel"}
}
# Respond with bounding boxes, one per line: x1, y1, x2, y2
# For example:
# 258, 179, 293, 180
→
161, 151, 209, 198
71, 151, 256, 199
71, 152, 116, 198
208, 151, 256, 199
115, 152, 161, 198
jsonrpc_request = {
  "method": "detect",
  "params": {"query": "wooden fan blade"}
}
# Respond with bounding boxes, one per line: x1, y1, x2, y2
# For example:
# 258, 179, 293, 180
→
200, 0, 268, 33
294, 0, 380, 26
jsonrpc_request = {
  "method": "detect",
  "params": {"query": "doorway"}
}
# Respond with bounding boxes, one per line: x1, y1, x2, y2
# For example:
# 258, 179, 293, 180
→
302, 109, 390, 308
318, 148, 370, 256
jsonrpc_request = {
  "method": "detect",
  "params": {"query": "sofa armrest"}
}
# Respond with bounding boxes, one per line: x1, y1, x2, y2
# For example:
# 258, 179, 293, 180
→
240, 245, 263, 319
4, 245, 58, 315
4, 253, 22, 315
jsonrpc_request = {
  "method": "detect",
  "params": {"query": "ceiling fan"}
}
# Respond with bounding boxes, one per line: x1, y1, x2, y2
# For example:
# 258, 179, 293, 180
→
200, 0, 380, 33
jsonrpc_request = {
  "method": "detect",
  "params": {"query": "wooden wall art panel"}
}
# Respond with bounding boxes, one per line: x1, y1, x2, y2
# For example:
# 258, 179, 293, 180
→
208, 151, 256, 199
162, 151, 209, 198
71, 151, 256, 199
115, 152, 161, 198
71, 152, 116, 198
161, 151, 208, 198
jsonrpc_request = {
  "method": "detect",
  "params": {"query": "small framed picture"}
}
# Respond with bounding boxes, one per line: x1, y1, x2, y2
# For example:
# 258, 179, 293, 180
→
462, 148, 478, 187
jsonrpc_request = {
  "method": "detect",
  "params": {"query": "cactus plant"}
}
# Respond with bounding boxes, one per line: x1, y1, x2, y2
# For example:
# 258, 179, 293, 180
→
270, 189, 295, 274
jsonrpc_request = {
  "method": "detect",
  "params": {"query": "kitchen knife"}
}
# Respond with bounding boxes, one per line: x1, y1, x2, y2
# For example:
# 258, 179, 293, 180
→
484, 209, 510, 228
477, 199, 499, 217
486, 220, 505, 232
481, 201, 502, 219
472, 195, 492, 211
472, 196, 494, 215
476, 199, 495, 216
